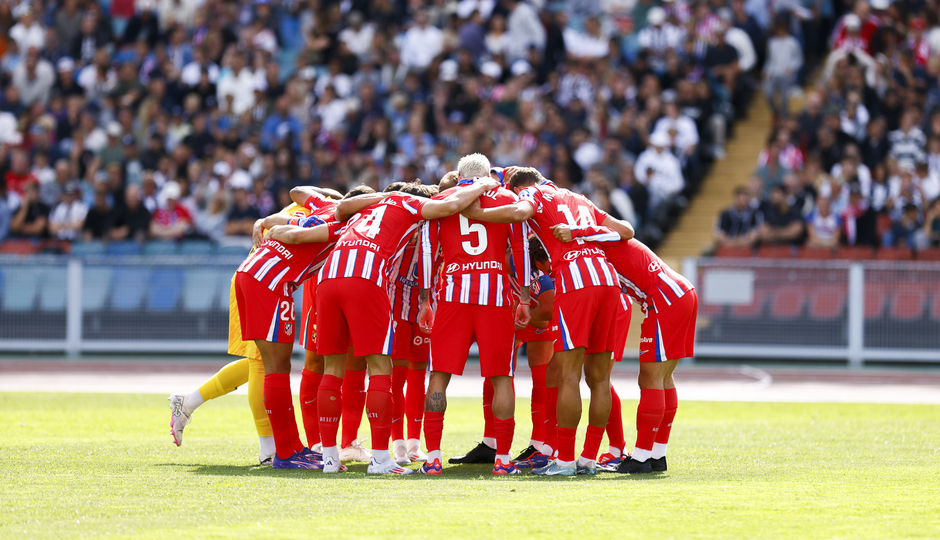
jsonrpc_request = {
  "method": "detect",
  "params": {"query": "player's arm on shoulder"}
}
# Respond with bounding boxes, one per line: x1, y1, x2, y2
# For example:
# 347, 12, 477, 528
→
335, 192, 391, 221
290, 186, 342, 206
266, 219, 338, 244
253, 213, 292, 247
601, 214, 635, 241
461, 196, 534, 223
420, 177, 501, 220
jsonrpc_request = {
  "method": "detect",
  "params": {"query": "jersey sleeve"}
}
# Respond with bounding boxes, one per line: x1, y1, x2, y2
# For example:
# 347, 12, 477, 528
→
592, 205, 610, 226
517, 186, 540, 212
532, 274, 554, 299
325, 220, 345, 242
420, 220, 439, 290
304, 192, 331, 212
571, 225, 621, 243
508, 221, 531, 288
399, 194, 426, 221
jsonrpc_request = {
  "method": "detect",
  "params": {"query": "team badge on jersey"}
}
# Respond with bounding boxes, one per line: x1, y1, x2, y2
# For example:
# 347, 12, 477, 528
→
285, 323, 293, 335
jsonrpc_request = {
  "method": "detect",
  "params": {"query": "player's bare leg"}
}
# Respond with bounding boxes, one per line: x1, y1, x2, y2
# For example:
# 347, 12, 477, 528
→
318, 353, 348, 472
419, 371, 452, 474
364, 353, 412, 474
299, 351, 324, 454
578, 351, 614, 475
340, 353, 370, 461
620, 359, 679, 474
254, 340, 316, 469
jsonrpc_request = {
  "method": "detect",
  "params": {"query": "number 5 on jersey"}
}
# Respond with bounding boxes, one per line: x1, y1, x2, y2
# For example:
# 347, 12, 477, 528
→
459, 214, 488, 255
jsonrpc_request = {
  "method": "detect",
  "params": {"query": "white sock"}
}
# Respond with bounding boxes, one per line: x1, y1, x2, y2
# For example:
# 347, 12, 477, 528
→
651, 442, 667, 459
392, 439, 406, 451
407, 438, 421, 450
529, 439, 544, 450
496, 453, 511, 464
259, 436, 275, 458
632, 447, 651, 462
372, 449, 390, 463
185, 389, 204, 413
556, 459, 575, 467
323, 445, 339, 461
577, 456, 594, 467
608, 446, 622, 458
482, 437, 497, 449
541, 443, 554, 457
428, 449, 442, 462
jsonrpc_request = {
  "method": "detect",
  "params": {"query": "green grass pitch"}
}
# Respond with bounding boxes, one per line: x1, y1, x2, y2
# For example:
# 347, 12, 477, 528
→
2, 393, 939, 539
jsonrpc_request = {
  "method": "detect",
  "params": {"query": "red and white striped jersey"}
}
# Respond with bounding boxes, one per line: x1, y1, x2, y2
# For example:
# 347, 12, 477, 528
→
389, 233, 441, 321
318, 192, 427, 290
302, 192, 340, 218
423, 185, 530, 307
236, 219, 344, 296
601, 238, 694, 314
517, 184, 619, 294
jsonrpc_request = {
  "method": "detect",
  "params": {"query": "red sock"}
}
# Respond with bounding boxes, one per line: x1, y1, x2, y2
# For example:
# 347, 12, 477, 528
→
289, 406, 305, 454
482, 377, 494, 441
317, 374, 343, 448
494, 417, 515, 456
544, 386, 559, 454
391, 365, 407, 442
581, 424, 605, 461
405, 368, 426, 440
606, 384, 626, 452
423, 411, 444, 453
263, 373, 298, 459
529, 364, 547, 444
557, 426, 577, 462
366, 374, 393, 451
656, 388, 678, 445
341, 369, 367, 447
299, 369, 322, 448
635, 388, 665, 452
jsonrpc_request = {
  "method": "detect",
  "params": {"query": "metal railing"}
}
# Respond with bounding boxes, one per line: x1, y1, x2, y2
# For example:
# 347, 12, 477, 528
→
685, 257, 940, 365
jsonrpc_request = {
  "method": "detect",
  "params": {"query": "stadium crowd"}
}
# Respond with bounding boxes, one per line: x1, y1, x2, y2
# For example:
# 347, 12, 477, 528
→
716, 0, 940, 253
0, 0, 771, 252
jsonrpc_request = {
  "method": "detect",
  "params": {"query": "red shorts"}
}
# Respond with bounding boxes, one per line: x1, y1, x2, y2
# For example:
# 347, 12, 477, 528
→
298, 281, 317, 351
430, 302, 516, 377
234, 272, 296, 343
555, 285, 621, 354
613, 294, 633, 362
640, 289, 698, 362
392, 318, 431, 362
315, 277, 394, 357
515, 320, 558, 344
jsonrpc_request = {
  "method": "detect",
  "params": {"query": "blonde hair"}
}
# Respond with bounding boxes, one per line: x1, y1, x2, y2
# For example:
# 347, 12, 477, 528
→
457, 153, 491, 179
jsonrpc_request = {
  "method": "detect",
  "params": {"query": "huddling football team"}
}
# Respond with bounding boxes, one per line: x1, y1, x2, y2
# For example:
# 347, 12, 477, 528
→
168, 152, 698, 477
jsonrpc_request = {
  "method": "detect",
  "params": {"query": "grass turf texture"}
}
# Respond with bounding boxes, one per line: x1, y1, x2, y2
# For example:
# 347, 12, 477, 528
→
2, 394, 939, 539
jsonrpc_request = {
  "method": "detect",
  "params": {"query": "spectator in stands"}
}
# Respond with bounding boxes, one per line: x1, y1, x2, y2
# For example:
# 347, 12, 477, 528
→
806, 196, 841, 248
12, 47, 54, 107
48, 183, 88, 241
82, 181, 113, 241
914, 162, 940, 205
505, 0, 546, 63
888, 110, 927, 167
759, 185, 804, 245
916, 197, 940, 249
652, 93, 699, 163
840, 185, 877, 247
400, 11, 444, 71
226, 185, 261, 237
634, 131, 684, 221
9, 181, 49, 238
763, 18, 803, 122
5, 148, 37, 198
9, 5, 45, 52
111, 184, 151, 243
715, 186, 762, 247
883, 203, 922, 248
0, 181, 11, 242
150, 181, 192, 240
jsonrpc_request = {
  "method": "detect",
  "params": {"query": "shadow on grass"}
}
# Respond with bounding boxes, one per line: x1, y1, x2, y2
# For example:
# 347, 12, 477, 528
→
156, 462, 670, 481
